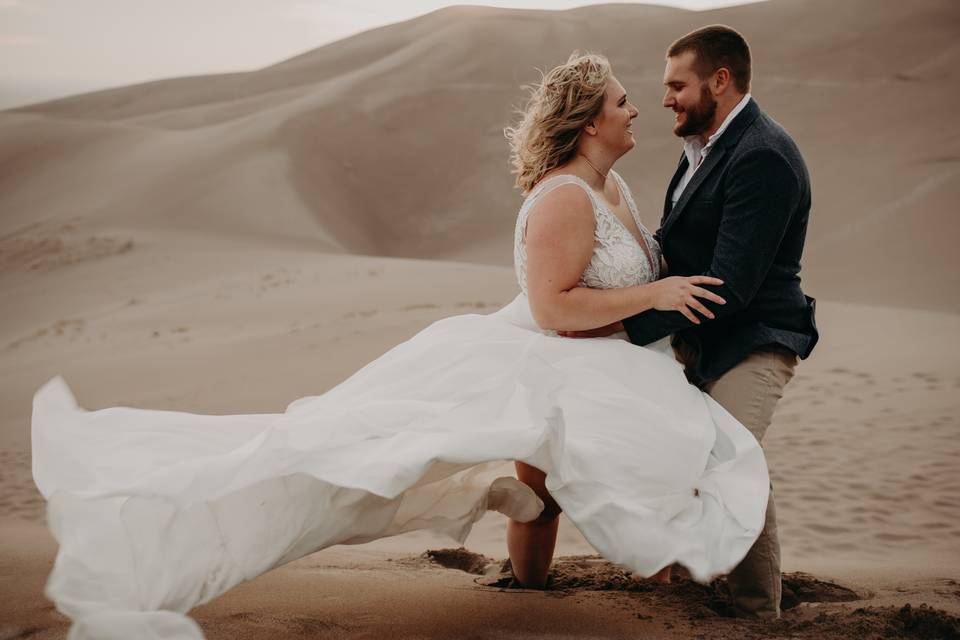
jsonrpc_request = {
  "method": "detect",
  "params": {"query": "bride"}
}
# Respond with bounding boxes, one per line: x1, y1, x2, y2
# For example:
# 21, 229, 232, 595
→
31, 52, 769, 639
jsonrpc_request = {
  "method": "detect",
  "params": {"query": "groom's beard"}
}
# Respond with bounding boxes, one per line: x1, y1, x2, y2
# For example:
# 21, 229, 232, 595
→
675, 83, 717, 138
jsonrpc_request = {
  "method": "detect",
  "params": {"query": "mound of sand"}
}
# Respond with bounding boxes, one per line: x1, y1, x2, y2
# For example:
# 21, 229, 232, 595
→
2, 0, 958, 310
1, 1, 958, 637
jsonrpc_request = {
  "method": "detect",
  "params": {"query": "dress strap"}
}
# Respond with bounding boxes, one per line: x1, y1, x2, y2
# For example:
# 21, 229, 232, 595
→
609, 170, 642, 224
522, 174, 600, 222
518, 174, 599, 244
609, 169, 657, 276
526, 173, 599, 205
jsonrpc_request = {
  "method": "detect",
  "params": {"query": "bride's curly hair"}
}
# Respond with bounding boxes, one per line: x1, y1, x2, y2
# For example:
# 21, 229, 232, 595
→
505, 51, 611, 194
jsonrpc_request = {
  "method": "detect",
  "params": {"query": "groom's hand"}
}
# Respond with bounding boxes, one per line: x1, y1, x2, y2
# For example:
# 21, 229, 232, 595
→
557, 321, 625, 338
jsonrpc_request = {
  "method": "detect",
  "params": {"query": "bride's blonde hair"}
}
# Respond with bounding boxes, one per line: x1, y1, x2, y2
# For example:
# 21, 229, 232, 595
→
505, 51, 612, 194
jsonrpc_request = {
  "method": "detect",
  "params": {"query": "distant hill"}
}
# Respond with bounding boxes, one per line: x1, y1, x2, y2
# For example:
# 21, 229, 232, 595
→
2, 0, 957, 311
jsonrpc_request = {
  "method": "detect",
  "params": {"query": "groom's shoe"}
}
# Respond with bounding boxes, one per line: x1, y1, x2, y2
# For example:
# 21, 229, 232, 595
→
727, 566, 782, 619
485, 476, 545, 522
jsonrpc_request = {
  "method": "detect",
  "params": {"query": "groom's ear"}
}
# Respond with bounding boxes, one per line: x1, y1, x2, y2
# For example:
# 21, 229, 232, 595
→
710, 67, 732, 95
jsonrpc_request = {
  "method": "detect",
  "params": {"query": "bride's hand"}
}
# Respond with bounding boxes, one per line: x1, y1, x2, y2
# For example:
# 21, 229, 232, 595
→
557, 320, 625, 339
649, 276, 726, 324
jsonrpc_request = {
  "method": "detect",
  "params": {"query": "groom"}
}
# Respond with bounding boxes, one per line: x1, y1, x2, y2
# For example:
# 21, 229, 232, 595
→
632, 24, 818, 619
563, 25, 818, 618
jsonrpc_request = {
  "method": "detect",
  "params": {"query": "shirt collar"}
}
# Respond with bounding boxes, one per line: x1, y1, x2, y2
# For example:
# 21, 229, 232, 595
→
683, 92, 752, 154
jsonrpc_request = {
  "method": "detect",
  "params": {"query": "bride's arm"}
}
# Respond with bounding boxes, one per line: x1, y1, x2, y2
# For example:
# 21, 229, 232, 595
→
524, 185, 722, 332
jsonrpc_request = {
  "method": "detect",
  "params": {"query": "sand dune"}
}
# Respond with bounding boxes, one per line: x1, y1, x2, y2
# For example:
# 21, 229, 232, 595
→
1, 1, 958, 637
3, 0, 958, 309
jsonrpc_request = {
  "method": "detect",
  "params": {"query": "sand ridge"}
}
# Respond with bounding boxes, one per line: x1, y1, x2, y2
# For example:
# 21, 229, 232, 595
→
3, 0, 958, 309
1, 0, 958, 637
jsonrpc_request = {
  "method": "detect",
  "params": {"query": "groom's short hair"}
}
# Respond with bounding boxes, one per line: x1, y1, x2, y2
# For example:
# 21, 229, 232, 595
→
668, 25, 751, 94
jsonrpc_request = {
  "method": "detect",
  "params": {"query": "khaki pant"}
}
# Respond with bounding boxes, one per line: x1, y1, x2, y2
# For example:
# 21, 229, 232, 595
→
673, 338, 798, 618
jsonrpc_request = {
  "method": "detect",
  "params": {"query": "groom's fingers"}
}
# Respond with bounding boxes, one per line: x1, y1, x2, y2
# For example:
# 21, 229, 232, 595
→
690, 286, 726, 306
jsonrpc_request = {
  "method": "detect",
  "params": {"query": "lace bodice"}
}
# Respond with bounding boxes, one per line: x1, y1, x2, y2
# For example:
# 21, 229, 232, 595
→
514, 170, 662, 295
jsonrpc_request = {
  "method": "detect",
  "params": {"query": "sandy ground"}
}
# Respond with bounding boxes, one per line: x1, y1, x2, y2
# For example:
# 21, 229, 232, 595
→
1, 243, 958, 638
1, 0, 959, 637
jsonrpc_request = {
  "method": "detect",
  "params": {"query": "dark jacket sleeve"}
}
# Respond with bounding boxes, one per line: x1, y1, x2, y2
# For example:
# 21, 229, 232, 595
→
622, 148, 801, 346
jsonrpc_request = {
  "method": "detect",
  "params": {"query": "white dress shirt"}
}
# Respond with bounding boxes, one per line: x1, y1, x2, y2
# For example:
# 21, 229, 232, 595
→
671, 93, 752, 208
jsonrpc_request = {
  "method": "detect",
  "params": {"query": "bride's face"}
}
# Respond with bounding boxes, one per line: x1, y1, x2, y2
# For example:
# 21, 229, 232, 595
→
590, 76, 639, 155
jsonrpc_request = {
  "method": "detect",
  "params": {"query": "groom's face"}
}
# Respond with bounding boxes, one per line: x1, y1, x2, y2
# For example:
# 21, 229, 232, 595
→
663, 51, 717, 138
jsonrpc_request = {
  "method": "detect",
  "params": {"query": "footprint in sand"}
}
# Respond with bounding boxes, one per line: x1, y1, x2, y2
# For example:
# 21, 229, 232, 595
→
399, 304, 439, 312
422, 547, 497, 575
214, 611, 353, 635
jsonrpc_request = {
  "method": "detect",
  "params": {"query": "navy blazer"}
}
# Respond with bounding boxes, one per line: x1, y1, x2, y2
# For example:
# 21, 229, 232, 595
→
622, 98, 818, 382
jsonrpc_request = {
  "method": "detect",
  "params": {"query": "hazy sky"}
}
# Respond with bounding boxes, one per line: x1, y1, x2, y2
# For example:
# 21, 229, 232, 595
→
0, 0, 765, 109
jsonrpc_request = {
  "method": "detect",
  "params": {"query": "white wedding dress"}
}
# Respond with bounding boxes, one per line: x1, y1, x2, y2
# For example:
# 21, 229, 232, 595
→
32, 170, 769, 640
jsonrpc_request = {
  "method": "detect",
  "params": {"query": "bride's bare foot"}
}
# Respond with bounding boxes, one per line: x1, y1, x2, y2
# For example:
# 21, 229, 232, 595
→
652, 564, 672, 583
631, 564, 672, 584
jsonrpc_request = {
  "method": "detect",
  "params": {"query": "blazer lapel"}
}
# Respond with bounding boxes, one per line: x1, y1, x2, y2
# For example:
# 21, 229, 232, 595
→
663, 152, 688, 219
660, 144, 728, 239
660, 98, 762, 240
